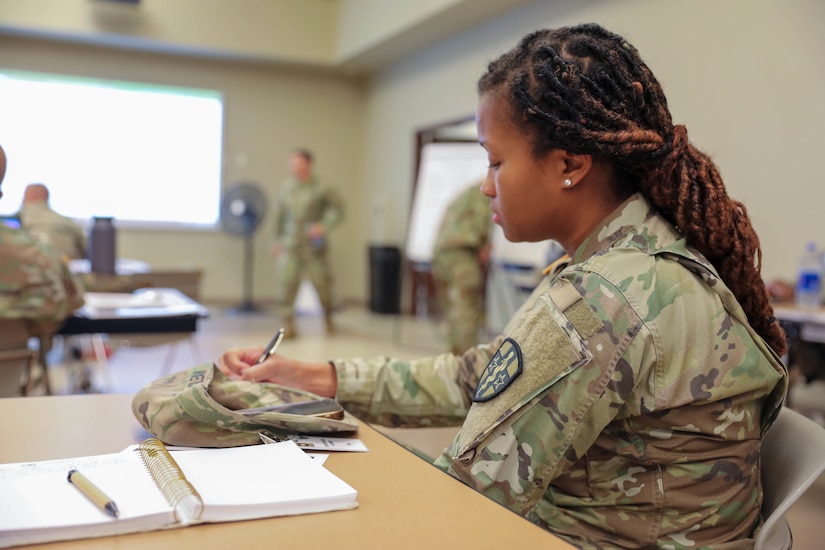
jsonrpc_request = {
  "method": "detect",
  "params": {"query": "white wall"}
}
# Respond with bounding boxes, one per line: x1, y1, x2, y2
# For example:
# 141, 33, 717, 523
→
364, 0, 825, 288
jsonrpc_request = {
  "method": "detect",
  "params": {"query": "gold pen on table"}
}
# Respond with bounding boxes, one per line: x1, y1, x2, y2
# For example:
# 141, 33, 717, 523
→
67, 468, 120, 518
256, 327, 285, 365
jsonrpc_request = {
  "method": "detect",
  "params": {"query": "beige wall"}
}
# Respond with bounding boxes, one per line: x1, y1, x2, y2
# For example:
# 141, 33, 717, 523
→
0, 35, 367, 303
364, 0, 825, 286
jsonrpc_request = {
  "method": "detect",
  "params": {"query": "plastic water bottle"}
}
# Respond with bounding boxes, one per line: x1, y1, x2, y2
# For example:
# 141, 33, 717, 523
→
795, 241, 823, 308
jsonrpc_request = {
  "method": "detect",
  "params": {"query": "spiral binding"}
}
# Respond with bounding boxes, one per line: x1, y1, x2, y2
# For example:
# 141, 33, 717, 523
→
138, 438, 204, 524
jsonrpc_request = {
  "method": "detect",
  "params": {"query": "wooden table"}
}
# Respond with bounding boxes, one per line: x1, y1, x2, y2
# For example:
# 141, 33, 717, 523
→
0, 394, 574, 549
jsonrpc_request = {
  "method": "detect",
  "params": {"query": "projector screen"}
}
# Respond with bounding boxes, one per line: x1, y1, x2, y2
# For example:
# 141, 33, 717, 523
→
0, 69, 224, 228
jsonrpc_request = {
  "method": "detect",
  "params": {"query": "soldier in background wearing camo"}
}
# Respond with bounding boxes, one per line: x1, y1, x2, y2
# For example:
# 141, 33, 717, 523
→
18, 183, 87, 260
271, 149, 344, 338
220, 25, 787, 549
0, 145, 85, 393
432, 182, 492, 354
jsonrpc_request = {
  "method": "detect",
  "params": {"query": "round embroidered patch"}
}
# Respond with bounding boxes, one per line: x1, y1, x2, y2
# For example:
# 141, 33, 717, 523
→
472, 337, 523, 402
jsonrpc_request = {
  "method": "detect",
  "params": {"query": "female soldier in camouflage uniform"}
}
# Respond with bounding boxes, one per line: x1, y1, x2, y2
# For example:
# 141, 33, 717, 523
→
221, 25, 787, 549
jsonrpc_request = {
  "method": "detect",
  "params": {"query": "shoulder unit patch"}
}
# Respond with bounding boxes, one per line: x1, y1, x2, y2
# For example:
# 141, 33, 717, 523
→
472, 337, 523, 402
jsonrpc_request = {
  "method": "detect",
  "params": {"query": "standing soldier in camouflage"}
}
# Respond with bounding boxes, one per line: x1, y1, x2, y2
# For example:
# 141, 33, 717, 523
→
0, 144, 85, 393
221, 25, 787, 549
271, 149, 343, 338
432, 182, 492, 354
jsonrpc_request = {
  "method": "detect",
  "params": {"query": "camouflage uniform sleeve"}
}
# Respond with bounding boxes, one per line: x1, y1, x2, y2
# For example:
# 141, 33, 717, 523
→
60, 258, 85, 315
272, 189, 289, 245
429, 275, 622, 506
319, 185, 344, 233
72, 223, 87, 258
331, 337, 503, 428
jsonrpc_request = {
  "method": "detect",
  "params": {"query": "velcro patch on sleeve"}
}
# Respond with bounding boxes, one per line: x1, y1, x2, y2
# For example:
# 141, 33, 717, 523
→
456, 278, 596, 451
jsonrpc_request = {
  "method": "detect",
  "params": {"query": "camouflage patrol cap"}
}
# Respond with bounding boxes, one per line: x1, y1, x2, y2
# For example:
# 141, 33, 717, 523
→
132, 362, 358, 447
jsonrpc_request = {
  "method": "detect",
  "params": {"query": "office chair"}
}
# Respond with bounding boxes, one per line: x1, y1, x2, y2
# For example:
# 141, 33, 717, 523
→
0, 319, 38, 397
756, 406, 825, 550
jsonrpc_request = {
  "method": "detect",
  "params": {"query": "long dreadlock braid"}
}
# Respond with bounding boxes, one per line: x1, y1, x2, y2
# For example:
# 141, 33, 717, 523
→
478, 24, 785, 355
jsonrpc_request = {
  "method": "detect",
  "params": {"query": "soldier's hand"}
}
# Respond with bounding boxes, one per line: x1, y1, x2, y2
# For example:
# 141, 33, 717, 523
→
307, 223, 325, 239
218, 346, 265, 379
219, 347, 338, 398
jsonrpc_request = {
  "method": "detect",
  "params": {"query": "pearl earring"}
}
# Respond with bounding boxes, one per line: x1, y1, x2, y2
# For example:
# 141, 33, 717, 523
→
563, 179, 572, 187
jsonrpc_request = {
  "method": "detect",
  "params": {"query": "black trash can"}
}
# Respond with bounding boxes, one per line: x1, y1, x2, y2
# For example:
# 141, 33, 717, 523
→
369, 246, 402, 314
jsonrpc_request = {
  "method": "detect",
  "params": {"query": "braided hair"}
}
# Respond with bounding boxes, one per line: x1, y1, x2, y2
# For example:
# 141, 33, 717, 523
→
478, 24, 785, 355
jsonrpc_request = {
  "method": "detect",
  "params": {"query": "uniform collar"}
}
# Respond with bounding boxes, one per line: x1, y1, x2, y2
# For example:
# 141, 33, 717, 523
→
569, 193, 657, 265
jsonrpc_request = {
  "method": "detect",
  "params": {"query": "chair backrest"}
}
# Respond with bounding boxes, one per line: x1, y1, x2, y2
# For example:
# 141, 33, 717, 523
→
756, 406, 825, 550
0, 319, 37, 397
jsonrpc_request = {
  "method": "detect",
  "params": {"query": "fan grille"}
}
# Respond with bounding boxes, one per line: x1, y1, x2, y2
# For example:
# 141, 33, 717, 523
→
220, 183, 267, 236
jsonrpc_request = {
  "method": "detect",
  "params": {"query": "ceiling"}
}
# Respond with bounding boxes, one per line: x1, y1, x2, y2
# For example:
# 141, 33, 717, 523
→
0, 0, 538, 75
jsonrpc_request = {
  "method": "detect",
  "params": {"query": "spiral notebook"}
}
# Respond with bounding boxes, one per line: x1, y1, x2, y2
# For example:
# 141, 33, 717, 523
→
0, 438, 358, 548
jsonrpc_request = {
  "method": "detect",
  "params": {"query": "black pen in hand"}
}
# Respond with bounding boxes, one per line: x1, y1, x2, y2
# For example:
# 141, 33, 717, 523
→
256, 327, 285, 365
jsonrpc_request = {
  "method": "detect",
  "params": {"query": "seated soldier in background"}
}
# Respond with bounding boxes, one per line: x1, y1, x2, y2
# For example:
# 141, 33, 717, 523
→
18, 183, 87, 260
0, 145, 85, 393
